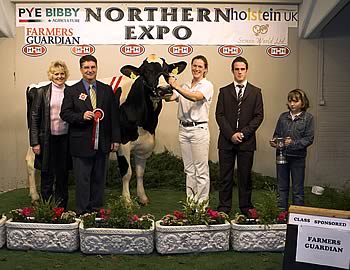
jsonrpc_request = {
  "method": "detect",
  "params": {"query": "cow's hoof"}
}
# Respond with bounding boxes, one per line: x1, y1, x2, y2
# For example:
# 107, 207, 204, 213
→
138, 197, 150, 206
30, 193, 40, 204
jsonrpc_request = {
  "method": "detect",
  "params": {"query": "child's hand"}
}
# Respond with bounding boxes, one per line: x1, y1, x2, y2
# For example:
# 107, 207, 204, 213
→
284, 137, 292, 146
269, 138, 277, 148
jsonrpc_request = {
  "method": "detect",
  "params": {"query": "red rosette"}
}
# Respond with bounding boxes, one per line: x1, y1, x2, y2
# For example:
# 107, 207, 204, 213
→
92, 108, 104, 150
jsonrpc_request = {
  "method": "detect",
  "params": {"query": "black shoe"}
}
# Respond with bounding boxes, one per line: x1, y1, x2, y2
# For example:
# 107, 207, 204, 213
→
216, 207, 231, 215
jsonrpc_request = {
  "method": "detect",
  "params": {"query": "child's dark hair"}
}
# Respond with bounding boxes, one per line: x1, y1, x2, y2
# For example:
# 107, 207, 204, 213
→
287, 89, 310, 111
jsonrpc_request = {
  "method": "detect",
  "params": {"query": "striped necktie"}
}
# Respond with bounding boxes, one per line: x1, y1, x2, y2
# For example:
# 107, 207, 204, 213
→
89, 84, 96, 109
236, 84, 244, 129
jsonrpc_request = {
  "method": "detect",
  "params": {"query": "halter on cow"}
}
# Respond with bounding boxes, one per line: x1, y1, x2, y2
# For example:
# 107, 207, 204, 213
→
116, 54, 187, 205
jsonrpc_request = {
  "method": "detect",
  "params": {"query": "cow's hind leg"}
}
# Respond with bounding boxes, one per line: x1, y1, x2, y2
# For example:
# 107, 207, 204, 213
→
117, 145, 133, 203
134, 156, 149, 205
25, 147, 40, 204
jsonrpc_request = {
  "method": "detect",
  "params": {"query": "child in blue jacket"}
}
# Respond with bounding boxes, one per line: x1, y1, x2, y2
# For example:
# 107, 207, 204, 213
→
270, 89, 314, 211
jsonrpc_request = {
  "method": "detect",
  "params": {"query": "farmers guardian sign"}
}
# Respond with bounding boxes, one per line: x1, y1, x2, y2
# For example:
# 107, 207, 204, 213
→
289, 213, 350, 269
16, 3, 298, 46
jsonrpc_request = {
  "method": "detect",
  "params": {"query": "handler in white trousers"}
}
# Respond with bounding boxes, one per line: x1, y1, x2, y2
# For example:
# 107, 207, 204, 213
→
167, 55, 214, 204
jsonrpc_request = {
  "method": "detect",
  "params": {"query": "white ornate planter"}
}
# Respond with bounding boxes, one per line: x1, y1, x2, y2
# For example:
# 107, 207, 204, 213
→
0, 216, 6, 248
79, 220, 155, 254
231, 222, 287, 252
155, 220, 231, 254
6, 219, 79, 252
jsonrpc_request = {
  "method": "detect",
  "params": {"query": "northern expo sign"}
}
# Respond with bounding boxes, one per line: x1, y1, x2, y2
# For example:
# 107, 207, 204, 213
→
16, 3, 298, 46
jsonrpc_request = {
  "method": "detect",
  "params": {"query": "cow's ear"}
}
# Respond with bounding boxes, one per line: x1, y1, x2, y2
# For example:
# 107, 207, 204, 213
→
169, 61, 187, 75
120, 65, 140, 80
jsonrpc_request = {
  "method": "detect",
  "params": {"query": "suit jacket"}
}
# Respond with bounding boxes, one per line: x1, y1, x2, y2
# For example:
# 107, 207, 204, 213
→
216, 82, 264, 151
60, 79, 121, 157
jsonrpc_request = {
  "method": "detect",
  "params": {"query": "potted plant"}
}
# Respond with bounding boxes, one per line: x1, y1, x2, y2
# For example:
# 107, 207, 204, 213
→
231, 189, 288, 252
156, 195, 230, 254
79, 196, 154, 255
0, 215, 6, 248
6, 198, 79, 252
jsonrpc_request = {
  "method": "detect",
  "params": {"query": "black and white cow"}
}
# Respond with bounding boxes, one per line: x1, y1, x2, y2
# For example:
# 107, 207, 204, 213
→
117, 54, 187, 205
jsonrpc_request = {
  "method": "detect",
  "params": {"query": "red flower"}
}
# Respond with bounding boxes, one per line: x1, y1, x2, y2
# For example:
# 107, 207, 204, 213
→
247, 208, 259, 219
99, 208, 111, 221
207, 208, 220, 219
21, 207, 34, 217
277, 211, 288, 223
173, 210, 184, 220
131, 214, 139, 221
53, 208, 65, 219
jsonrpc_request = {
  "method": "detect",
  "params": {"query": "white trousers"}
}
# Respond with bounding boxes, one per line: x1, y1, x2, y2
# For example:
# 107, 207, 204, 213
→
179, 124, 210, 204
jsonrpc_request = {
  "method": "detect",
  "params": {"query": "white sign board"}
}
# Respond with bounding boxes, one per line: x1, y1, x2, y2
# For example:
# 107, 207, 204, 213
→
16, 3, 298, 45
289, 213, 350, 269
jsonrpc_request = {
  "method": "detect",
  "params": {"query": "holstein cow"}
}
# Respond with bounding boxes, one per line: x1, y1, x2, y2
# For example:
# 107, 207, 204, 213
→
24, 54, 186, 205
116, 54, 187, 205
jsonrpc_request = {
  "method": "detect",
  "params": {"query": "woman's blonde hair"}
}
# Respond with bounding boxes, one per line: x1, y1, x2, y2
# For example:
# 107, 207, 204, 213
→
47, 60, 69, 81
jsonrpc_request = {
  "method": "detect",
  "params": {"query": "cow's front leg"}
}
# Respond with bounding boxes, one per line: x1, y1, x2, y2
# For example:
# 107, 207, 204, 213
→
25, 147, 40, 204
134, 156, 149, 205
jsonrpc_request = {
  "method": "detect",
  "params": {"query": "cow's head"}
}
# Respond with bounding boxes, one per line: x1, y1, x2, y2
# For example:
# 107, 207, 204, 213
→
120, 54, 187, 100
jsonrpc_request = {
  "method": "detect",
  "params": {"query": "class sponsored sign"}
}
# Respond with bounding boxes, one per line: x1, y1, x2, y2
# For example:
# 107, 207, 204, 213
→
289, 213, 350, 269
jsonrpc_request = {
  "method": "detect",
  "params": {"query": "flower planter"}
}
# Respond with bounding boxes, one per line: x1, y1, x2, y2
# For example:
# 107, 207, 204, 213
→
231, 222, 287, 252
6, 219, 79, 252
79, 220, 155, 254
0, 216, 6, 248
155, 220, 231, 254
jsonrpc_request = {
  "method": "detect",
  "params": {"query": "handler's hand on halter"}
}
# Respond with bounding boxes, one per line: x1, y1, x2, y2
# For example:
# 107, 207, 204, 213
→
32, 144, 41, 155
168, 75, 178, 89
111, 143, 120, 152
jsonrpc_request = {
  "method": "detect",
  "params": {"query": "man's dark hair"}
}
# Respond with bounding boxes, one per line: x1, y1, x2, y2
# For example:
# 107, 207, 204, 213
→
79, 54, 97, 68
231, 56, 248, 71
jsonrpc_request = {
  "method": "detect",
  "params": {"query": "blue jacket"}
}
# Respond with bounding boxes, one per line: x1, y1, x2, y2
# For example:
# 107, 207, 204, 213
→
273, 111, 314, 158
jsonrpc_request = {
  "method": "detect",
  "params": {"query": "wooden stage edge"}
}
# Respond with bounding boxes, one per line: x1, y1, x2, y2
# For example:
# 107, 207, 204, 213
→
289, 205, 350, 219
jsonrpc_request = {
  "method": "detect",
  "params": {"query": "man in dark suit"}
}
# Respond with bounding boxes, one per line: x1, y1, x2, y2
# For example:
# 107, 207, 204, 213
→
60, 55, 120, 215
215, 56, 264, 217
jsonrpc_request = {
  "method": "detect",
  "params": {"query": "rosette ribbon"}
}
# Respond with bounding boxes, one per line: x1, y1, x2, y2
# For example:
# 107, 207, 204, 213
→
92, 108, 104, 150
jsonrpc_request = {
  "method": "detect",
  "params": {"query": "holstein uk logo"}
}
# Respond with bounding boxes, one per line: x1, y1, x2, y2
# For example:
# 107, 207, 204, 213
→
218, 45, 243, 57
168, 45, 193, 57
22, 44, 47, 57
70, 45, 95, 56
266, 46, 291, 58
120, 44, 145, 57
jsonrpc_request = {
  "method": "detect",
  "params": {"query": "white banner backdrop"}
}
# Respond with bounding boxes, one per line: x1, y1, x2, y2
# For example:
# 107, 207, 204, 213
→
16, 3, 298, 45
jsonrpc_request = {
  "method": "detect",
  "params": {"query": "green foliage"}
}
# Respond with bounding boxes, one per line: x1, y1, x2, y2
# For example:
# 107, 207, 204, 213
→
160, 188, 229, 226
106, 196, 139, 228
8, 196, 76, 224
106, 159, 121, 187
81, 196, 154, 229
208, 160, 220, 190
180, 196, 211, 225
255, 188, 283, 225
106, 149, 277, 191
32, 197, 57, 223
143, 150, 186, 190
252, 172, 277, 190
